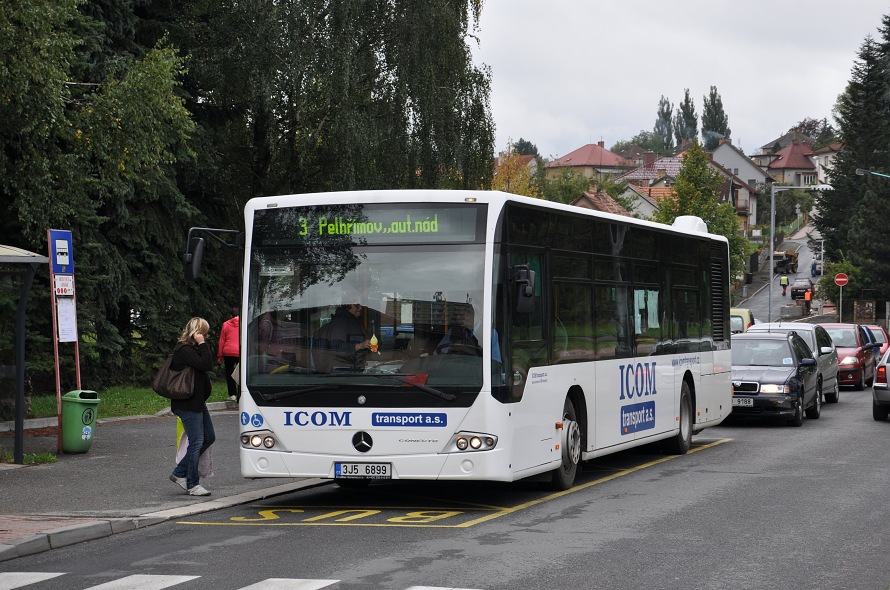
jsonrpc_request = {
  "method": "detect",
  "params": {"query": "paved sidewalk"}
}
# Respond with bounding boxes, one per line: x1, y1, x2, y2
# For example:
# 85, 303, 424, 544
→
0, 403, 328, 562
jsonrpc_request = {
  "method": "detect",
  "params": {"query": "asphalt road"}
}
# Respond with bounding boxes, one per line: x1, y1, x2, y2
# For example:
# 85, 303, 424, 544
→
5, 383, 890, 590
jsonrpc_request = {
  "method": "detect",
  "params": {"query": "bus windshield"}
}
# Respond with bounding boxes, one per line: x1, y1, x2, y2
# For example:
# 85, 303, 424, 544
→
245, 203, 487, 407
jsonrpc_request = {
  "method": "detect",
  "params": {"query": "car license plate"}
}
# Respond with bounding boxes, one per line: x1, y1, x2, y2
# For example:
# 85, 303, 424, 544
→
335, 462, 392, 479
732, 397, 753, 407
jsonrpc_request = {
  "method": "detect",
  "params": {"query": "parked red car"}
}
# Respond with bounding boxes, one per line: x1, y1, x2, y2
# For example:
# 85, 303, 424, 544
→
865, 325, 890, 358
821, 323, 878, 390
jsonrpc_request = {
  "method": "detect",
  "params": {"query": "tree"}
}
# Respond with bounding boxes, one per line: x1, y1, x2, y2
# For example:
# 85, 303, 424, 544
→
701, 86, 730, 150
816, 33, 889, 268
162, 0, 494, 198
0, 0, 497, 393
653, 142, 748, 282
789, 117, 837, 150
653, 95, 674, 154
673, 89, 698, 147
540, 170, 589, 205
611, 130, 662, 155
774, 188, 814, 227
513, 138, 539, 157
0, 1, 198, 392
493, 150, 537, 197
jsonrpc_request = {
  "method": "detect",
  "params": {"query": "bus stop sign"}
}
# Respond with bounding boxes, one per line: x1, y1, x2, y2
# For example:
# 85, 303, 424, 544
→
835, 273, 849, 287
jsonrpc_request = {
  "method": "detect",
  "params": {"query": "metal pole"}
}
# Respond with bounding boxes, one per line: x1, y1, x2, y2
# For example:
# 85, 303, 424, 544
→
769, 184, 776, 322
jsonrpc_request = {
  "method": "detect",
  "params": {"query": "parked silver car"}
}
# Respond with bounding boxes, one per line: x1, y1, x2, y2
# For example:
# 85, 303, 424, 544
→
745, 322, 840, 403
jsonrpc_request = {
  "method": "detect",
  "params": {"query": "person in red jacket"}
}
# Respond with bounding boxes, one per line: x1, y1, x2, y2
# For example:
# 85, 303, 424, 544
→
217, 306, 240, 401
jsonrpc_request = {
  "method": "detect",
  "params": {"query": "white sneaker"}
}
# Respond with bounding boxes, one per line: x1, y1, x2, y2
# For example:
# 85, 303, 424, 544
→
187, 484, 211, 496
228, 396, 237, 402
169, 474, 187, 491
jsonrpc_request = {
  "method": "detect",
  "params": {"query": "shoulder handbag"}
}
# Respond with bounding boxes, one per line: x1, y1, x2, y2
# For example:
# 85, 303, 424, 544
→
152, 356, 195, 400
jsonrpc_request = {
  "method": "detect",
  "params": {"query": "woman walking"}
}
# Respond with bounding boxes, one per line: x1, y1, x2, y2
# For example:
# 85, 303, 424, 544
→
169, 317, 216, 496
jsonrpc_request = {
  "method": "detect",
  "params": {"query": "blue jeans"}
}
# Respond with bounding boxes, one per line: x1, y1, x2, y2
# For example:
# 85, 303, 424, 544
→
172, 407, 216, 489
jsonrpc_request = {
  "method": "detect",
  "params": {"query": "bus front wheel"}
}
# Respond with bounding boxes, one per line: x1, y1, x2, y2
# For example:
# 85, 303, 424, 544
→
550, 398, 581, 490
664, 381, 692, 454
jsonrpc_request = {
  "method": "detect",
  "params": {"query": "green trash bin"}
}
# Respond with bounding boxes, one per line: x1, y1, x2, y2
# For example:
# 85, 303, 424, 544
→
61, 390, 100, 453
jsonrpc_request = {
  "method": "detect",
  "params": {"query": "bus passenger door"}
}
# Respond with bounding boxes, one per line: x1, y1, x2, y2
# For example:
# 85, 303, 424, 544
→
508, 252, 554, 473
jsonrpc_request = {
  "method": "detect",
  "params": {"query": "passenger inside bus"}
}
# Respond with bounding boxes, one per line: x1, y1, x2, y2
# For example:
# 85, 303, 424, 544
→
435, 306, 481, 356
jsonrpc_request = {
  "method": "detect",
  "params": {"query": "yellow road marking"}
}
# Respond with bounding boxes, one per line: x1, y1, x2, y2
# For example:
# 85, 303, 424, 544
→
178, 438, 730, 528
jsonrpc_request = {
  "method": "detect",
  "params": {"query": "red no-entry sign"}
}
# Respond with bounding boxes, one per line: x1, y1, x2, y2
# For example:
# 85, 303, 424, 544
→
835, 273, 849, 287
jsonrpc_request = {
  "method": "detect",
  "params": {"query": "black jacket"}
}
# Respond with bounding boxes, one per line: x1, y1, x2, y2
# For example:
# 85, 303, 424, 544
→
170, 341, 214, 412
313, 307, 368, 371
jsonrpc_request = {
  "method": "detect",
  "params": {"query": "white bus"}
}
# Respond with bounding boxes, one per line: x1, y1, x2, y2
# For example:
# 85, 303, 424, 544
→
233, 190, 731, 489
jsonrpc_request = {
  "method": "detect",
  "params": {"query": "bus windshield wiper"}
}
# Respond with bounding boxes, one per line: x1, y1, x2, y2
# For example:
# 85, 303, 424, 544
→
378, 374, 457, 402
261, 385, 333, 401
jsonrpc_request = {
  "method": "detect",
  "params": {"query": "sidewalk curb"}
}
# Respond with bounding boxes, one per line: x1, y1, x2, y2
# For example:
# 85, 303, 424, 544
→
0, 478, 329, 562
0, 401, 234, 433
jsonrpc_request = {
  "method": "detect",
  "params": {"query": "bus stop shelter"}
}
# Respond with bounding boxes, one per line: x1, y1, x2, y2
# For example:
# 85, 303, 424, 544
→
0, 244, 48, 464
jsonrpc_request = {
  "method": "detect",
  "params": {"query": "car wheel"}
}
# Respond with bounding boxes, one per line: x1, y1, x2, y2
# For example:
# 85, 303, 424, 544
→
549, 398, 581, 490
787, 398, 804, 427
873, 399, 890, 421
825, 380, 839, 403
805, 383, 821, 419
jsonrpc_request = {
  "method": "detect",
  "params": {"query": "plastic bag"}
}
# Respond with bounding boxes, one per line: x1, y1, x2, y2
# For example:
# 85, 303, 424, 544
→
175, 429, 214, 478
231, 363, 240, 386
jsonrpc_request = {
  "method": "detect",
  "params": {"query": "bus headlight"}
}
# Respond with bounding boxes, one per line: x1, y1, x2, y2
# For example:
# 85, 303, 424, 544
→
444, 432, 497, 453
241, 430, 280, 450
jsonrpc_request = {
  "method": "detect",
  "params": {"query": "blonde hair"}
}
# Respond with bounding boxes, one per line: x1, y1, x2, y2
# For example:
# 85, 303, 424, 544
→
178, 317, 210, 344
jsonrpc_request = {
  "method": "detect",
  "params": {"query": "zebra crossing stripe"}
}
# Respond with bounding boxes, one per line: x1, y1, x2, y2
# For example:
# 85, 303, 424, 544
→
0, 574, 478, 590
80, 575, 199, 589
0, 573, 65, 590
239, 580, 339, 590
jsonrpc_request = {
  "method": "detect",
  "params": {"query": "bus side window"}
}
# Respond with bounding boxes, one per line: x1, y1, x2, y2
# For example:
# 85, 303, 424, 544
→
633, 287, 661, 356
554, 281, 594, 363
672, 288, 702, 353
594, 284, 632, 360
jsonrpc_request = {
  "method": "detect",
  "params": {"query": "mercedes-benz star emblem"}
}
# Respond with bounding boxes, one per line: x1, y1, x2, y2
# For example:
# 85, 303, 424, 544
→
352, 431, 373, 453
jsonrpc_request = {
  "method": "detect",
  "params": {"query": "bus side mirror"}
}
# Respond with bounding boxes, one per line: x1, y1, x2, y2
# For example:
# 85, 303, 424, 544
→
183, 237, 205, 282
513, 265, 536, 314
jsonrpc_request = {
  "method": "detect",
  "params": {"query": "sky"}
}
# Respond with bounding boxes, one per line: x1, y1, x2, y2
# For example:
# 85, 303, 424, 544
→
470, 1, 890, 159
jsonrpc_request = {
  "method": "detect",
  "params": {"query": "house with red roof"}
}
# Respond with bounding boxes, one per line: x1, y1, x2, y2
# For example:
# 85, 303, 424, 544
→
620, 185, 673, 218
614, 152, 683, 187
616, 146, 759, 233
766, 140, 817, 186
544, 141, 633, 180
570, 190, 631, 217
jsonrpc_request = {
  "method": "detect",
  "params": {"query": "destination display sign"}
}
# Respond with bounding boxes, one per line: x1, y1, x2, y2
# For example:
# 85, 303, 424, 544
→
254, 203, 484, 246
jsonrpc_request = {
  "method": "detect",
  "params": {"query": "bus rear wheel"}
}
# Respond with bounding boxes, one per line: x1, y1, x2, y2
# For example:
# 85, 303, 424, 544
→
664, 381, 692, 454
550, 398, 581, 490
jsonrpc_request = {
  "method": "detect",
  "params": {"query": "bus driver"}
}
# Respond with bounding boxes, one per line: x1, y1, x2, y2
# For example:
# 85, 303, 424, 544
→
313, 300, 372, 372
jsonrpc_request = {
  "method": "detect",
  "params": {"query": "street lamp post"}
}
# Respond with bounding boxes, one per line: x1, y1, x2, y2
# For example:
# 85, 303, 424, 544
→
856, 168, 890, 179
768, 184, 795, 323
